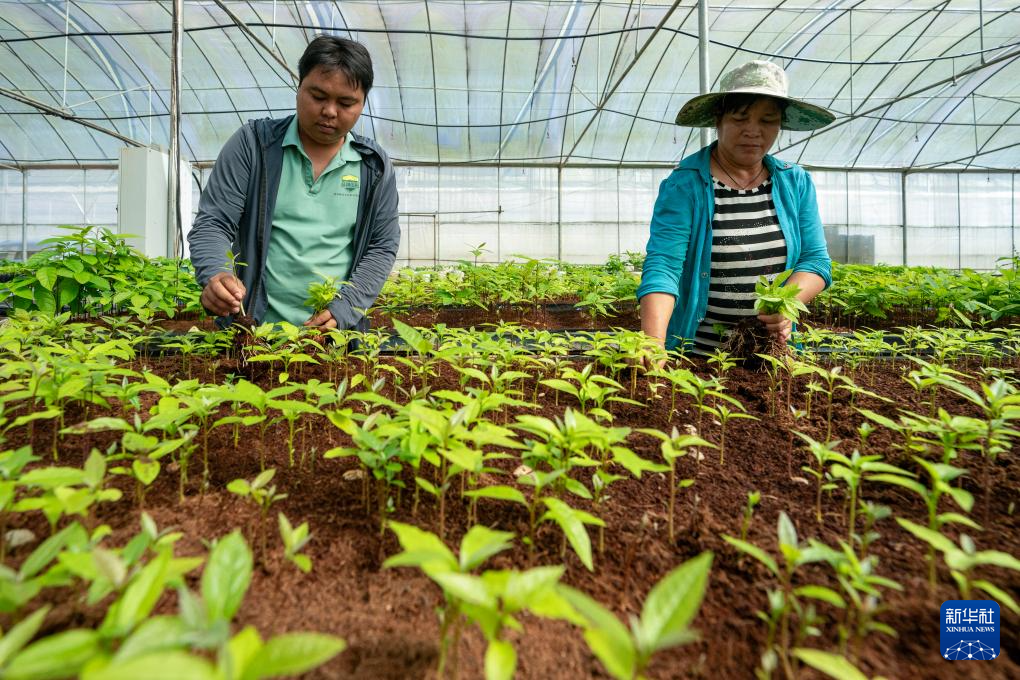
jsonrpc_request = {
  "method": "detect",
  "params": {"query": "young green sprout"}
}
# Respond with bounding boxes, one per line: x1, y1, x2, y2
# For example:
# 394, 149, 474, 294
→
755, 270, 808, 324
278, 512, 313, 573
225, 248, 248, 316
304, 272, 344, 315
741, 490, 761, 543
227, 468, 287, 562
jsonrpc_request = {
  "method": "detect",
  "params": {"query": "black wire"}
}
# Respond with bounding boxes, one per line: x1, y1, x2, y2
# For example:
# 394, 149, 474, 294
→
6, 104, 1019, 130
3, 21, 1019, 66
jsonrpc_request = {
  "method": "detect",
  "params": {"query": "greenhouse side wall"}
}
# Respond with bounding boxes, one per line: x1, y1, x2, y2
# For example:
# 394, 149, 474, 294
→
1, 166, 1017, 269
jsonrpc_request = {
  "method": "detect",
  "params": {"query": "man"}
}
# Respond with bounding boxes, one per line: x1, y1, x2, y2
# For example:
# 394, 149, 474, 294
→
188, 36, 399, 330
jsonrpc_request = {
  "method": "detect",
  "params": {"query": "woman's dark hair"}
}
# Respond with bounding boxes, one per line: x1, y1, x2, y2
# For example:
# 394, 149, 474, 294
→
714, 93, 788, 123
298, 36, 374, 95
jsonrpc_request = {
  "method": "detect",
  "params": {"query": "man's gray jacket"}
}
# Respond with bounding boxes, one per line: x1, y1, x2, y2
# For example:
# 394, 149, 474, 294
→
187, 115, 400, 330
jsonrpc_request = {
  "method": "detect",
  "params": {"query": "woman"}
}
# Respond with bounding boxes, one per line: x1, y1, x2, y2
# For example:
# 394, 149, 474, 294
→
638, 60, 834, 355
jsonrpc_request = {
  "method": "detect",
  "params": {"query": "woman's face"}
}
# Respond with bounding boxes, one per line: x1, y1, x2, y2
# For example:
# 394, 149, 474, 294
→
715, 97, 782, 167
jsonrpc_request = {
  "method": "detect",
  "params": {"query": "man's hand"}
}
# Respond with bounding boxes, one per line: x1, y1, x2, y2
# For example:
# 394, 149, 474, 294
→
757, 312, 792, 344
201, 272, 246, 316
304, 310, 338, 329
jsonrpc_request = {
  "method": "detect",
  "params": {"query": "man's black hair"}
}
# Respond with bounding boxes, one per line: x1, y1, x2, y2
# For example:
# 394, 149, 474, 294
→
298, 35, 374, 95
713, 93, 788, 123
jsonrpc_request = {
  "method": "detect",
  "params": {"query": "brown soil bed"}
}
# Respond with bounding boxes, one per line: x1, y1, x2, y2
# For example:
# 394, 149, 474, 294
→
146, 303, 1016, 337
4, 348, 1018, 679
369, 303, 641, 331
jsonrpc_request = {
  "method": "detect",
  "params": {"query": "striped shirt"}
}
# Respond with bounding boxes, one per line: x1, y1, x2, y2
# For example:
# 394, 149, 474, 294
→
692, 177, 787, 354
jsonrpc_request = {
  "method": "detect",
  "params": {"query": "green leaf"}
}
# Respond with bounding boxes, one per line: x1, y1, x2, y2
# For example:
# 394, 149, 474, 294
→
202, 531, 253, 624
431, 572, 495, 608
5, 629, 99, 680
503, 566, 565, 612
895, 518, 956, 554
459, 525, 515, 572
867, 474, 926, 495
93, 548, 127, 588
0, 606, 50, 667
414, 477, 441, 497
132, 459, 161, 486
558, 586, 635, 680
35, 267, 57, 291
971, 580, 1020, 616
20, 523, 78, 580
792, 648, 868, 680
240, 633, 346, 680
945, 487, 974, 513
971, 549, 1020, 572
634, 552, 712, 654
221, 626, 263, 680
113, 616, 188, 663
541, 498, 595, 571
226, 479, 251, 496
777, 512, 798, 550
539, 379, 580, 398
103, 550, 171, 637
462, 485, 528, 506
611, 447, 669, 477
937, 512, 981, 530
82, 449, 106, 489
721, 535, 779, 576
484, 639, 517, 680
391, 319, 433, 355
56, 279, 79, 309
18, 466, 85, 489
81, 651, 216, 680
383, 521, 457, 573
33, 285, 56, 314
794, 585, 846, 609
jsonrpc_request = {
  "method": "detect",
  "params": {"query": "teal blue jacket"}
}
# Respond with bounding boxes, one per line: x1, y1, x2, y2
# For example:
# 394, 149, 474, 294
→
636, 143, 832, 350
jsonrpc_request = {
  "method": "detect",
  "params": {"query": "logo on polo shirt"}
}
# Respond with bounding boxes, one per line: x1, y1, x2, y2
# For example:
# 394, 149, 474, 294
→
340, 174, 359, 192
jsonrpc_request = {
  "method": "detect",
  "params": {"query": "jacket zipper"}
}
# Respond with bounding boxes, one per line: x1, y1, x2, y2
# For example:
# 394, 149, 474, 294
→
249, 134, 269, 317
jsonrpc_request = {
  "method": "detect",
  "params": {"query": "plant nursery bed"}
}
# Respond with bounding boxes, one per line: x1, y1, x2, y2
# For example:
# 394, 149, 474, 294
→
4, 344, 1019, 680
370, 303, 641, 332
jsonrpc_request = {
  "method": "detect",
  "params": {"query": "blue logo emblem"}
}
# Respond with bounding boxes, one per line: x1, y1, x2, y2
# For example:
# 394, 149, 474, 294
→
941, 600, 999, 660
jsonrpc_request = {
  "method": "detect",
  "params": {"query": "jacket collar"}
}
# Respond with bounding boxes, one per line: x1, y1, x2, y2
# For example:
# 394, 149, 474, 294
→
250, 115, 385, 164
677, 141, 793, 183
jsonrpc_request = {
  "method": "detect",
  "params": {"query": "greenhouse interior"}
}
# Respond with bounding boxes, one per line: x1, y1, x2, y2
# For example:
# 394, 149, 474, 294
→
0, 2, 1019, 680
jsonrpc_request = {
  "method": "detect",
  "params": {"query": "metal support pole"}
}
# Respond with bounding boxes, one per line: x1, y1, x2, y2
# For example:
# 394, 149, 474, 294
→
20, 171, 27, 261
212, 0, 298, 85
616, 169, 621, 257
698, 0, 711, 148
61, 0, 70, 108
557, 167, 563, 261
901, 172, 908, 266
844, 171, 850, 263
168, 0, 183, 259
979, 0, 986, 64
956, 173, 962, 269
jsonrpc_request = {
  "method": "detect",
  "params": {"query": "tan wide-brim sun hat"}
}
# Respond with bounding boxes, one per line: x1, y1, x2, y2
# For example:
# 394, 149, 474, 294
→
675, 60, 835, 131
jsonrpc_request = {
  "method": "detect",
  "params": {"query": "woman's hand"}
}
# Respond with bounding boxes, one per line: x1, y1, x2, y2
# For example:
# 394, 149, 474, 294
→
304, 310, 338, 329
757, 312, 791, 344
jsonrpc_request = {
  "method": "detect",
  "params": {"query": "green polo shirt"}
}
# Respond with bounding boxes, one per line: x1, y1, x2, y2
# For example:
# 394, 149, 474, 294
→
262, 117, 361, 325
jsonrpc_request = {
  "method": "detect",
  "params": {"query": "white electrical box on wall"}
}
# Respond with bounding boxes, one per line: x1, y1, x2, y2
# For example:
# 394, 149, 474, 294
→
117, 146, 192, 258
